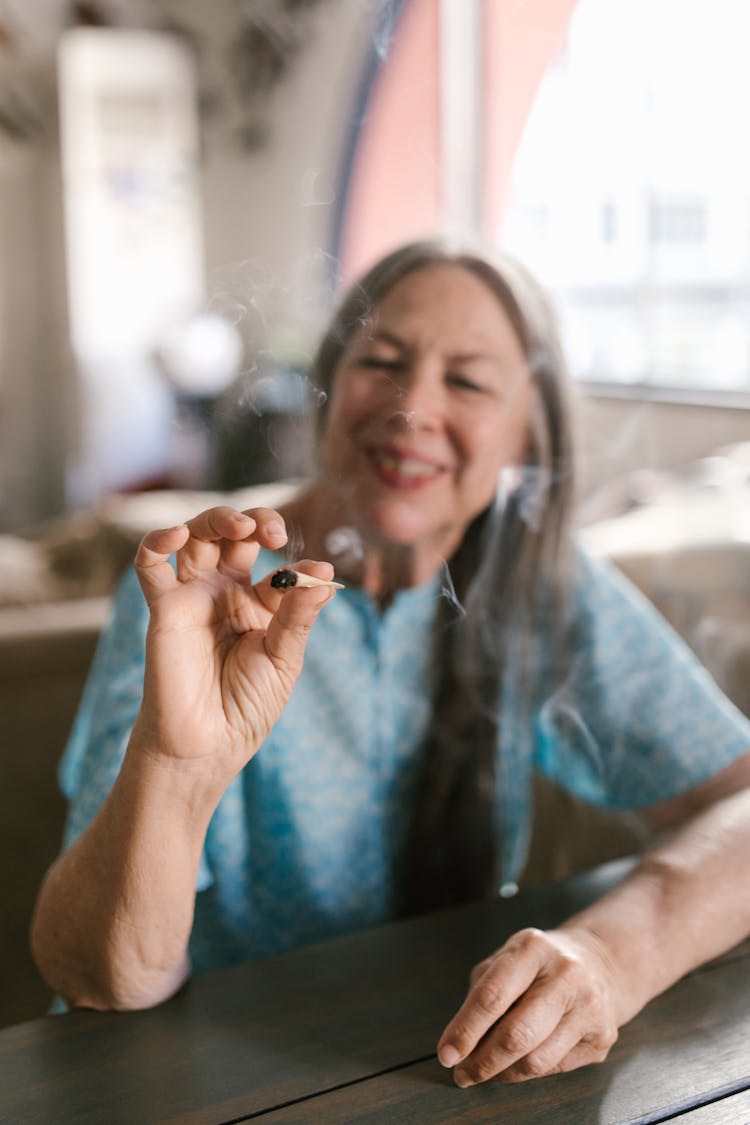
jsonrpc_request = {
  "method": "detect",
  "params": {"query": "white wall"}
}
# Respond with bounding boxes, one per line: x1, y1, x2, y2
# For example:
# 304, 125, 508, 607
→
198, 1, 379, 342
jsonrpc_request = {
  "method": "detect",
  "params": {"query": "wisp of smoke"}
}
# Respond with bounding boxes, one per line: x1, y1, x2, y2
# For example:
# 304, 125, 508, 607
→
439, 558, 466, 617
324, 524, 365, 567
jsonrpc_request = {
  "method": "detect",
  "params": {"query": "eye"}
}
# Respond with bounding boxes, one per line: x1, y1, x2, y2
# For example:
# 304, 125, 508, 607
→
358, 356, 403, 372
447, 373, 485, 393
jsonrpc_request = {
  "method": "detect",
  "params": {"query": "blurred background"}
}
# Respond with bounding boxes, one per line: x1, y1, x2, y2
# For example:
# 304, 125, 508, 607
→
2, 0, 750, 526
2, 0, 750, 1026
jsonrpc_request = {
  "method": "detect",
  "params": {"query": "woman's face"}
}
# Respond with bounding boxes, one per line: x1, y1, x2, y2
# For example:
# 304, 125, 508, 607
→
322, 264, 534, 558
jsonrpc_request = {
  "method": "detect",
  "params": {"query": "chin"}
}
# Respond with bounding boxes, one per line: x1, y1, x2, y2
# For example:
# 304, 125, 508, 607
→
365, 498, 450, 550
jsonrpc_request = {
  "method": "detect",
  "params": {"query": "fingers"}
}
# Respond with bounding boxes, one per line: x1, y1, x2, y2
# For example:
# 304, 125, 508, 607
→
544, 1027, 618, 1075
135, 505, 292, 605
220, 507, 288, 578
254, 559, 336, 612
134, 525, 190, 605
262, 578, 335, 686
438, 928, 618, 1087
452, 977, 571, 1086
220, 557, 336, 643
494, 1019, 617, 1084
437, 929, 545, 1068
468, 956, 493, 988
137, 506, 336, 594
177, 507, 288, 580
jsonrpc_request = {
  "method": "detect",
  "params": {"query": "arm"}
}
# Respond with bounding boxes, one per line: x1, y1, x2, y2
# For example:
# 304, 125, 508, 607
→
437, 751, 750, 1085
31, 506, 336, 1011
30, 739, 213, 1010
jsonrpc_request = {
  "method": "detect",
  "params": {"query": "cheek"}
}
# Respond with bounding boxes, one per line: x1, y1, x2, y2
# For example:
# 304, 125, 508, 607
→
481, 386, 534, 469
321, 381, 370, 470
321, 413, 348, 473
500, 409, 531, 465
326, 371, 376, 430
458, 410, 529, 483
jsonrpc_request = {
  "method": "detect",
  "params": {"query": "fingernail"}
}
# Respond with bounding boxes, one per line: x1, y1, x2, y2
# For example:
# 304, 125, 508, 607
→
266, 521, 285, 538
438, 1045, 461, 1068
454, 1069, 474, 1089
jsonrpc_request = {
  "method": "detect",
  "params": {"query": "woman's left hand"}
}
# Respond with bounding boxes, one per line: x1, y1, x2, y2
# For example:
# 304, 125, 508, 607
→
437, 926, 620, 1085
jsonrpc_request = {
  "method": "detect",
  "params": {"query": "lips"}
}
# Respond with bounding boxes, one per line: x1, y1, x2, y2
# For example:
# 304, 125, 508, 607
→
367, 446, 448, 489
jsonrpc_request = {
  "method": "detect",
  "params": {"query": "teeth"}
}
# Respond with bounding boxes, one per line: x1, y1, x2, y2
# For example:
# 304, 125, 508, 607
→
376, 453, 439, 477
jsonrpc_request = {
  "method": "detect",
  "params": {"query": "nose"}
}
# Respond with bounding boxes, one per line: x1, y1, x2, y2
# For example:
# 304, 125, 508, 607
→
386, 363, 442, 432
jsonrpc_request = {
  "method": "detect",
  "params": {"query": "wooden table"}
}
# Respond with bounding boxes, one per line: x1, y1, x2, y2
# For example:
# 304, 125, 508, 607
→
2, 859, 749, 1124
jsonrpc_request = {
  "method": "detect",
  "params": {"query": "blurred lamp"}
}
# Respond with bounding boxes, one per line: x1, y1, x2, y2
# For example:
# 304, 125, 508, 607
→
155, 312, 243, 397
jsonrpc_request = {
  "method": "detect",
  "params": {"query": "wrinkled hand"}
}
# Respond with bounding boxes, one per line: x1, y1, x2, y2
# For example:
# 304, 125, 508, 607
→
132, 505, 335, 784
437, 926, 620, 1085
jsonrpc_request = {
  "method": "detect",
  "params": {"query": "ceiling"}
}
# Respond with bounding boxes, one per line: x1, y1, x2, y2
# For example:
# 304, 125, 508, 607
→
0, 0, 334, 145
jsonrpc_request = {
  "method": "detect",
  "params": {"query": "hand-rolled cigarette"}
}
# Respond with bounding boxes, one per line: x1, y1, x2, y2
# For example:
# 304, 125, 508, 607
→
269, 567, 344, 591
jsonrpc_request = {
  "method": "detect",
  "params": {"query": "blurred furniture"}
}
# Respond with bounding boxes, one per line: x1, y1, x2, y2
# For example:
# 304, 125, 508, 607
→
2, 860, 750, 1123
213, 369, 316, 490
578, 443, 750, 719
2, 445, 750, 1028
1, 597, 106, 1030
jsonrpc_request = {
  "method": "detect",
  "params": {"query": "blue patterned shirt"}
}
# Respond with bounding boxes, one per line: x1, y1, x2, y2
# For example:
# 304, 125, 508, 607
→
59, 546, 750, 974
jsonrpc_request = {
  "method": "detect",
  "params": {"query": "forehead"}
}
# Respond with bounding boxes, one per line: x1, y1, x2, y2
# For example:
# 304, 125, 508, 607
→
366, 264, 524, 354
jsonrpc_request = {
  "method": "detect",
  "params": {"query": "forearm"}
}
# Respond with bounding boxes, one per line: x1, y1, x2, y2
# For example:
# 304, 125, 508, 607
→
31, 731, 222, 1012
561, 786, 750, 1024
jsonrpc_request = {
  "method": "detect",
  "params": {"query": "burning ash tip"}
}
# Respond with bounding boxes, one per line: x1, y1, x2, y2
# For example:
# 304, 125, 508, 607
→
269, 567, 344, 591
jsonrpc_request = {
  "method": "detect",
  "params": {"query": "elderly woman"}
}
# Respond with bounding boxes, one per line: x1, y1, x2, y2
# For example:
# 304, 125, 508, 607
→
32, 242, 750, 1087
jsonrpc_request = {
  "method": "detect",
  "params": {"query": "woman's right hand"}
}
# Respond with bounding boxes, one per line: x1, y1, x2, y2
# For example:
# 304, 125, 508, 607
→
131, 505, 335, 789
31, 503, 334, 1013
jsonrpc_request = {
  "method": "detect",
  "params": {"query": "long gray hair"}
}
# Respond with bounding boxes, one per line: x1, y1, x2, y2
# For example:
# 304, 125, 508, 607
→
311, 240, 577, 912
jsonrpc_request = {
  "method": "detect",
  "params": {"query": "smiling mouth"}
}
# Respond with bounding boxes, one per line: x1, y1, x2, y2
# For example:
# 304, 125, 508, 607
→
367, 448, 447, 488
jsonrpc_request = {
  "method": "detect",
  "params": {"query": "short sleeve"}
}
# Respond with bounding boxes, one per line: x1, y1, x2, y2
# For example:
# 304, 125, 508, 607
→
534, 548, 750, 809
58, 565, 213, 891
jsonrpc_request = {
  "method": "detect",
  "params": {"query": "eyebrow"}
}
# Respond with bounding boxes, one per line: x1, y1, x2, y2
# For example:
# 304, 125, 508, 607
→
365, 330, 497, 365
365, 329, 406, 349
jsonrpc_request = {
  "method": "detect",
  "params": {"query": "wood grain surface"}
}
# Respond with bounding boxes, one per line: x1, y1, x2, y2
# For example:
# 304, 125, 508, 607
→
251, 953, 750, 1125
670, 1088, 750, 1124
1, 860, 749, 1125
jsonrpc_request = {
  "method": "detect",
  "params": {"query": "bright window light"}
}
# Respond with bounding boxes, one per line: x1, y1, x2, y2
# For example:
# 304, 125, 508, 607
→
501, 0, 750, 393
58, 28, 205, 499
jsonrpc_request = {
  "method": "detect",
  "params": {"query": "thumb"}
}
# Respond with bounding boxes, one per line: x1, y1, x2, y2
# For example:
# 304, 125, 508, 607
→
263, 585, 334, 682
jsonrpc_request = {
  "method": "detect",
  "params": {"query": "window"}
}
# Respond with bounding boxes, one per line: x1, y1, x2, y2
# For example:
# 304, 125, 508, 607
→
502, 0, 750, 394
340, 0, 750, 396
58, 29, 205, 499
